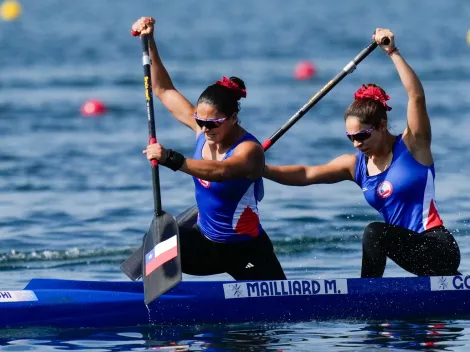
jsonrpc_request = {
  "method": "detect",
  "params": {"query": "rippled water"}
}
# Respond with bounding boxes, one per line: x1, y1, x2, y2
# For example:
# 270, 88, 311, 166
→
1, 0, 470, 350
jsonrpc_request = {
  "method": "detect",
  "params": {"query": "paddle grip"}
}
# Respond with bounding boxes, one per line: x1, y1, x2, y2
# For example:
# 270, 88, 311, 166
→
381, 37, 391, 45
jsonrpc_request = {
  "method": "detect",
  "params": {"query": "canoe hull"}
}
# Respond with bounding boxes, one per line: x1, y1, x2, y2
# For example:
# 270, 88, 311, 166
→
1, 276, 469, 328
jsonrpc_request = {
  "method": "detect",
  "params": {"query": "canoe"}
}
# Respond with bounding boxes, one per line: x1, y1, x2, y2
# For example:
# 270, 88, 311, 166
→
1, 275, 469, 328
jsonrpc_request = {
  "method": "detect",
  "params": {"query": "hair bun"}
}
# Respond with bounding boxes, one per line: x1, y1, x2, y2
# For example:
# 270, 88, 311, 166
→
216, 76, 247, 100
354, 84, 392, 111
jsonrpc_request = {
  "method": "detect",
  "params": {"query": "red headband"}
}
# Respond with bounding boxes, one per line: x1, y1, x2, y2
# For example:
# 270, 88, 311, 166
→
216, 76, 247, 99
354, 84, 392, 111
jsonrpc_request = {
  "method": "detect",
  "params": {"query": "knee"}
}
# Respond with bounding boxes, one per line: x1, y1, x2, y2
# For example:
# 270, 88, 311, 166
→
362, 222, 387, 245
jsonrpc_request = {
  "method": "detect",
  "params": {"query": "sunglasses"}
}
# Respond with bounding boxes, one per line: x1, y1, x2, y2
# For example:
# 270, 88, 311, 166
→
346, 127, 375, 143
193, 113, 228, 130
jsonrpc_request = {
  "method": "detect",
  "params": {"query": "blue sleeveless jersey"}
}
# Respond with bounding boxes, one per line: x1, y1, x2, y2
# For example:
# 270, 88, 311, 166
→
354, 134, 443, 233
193, 132, 264, 243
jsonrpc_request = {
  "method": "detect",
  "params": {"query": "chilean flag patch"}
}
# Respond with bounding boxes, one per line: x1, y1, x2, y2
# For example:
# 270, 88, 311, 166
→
145, 235, 178, 276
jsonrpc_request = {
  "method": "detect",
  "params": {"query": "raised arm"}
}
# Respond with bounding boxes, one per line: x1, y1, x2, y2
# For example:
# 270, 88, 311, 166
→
374, 29, 431, 153
263, 154, 356, 186
132, 17, 197, 132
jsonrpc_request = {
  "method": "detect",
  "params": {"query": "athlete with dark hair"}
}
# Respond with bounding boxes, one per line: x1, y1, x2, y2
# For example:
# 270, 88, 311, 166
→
132, 17, 286, 280
263, 28, 461, 278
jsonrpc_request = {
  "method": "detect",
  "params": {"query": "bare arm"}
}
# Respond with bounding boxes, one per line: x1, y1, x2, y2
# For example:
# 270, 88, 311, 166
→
133, 17, 197, 132
392, 52, 431, 144
375, 29, 432, 159
263, 154, 356, 186
148, 37, 197, 131
179, 141, 265, 181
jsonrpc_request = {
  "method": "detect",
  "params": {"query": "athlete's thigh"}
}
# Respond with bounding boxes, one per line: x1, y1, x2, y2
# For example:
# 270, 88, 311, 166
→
405, 230, 460, 275
372, 223, 421, 268
229, 251, 286, 281
226, 231, 286, 281
385, 226, 456, 275
179, 227, 224, 276
376, 223, 416, 251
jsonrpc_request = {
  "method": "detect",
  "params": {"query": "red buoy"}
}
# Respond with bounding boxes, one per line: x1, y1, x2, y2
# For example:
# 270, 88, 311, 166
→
80, 99, 107, 117
294, 61, 316, 81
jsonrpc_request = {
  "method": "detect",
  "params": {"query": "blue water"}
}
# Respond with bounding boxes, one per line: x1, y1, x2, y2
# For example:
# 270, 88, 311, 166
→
1, 0, 470, 350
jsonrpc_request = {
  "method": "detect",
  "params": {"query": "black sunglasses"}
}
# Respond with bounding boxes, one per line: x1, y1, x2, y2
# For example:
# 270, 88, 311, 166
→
193, 113, 228, 130
346, 127, 375, 143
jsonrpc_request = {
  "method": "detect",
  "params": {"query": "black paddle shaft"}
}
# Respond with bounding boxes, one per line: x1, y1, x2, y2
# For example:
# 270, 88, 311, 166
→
138, 35, 182, 305
141, 35, 163, 216
263, 39, 387, 150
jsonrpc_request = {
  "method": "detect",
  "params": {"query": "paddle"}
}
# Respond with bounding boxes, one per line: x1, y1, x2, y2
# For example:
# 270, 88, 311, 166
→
121, 205, 196, 282
136, 34, 182, 305
121, 37, 389, 282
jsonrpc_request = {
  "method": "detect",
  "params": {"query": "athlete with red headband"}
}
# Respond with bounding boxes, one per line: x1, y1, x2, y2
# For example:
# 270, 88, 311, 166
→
131, 17, 286, 280
263, 28, 461, 277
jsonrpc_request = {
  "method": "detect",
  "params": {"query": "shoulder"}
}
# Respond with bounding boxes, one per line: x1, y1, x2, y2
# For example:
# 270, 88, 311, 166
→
233, 139, 264, 157
402, 129, 431, 151
333, 153, 357, 167
232, 131, 263, 153
335, 153, 358, 181
321, 153, 356, 181
401, 130, 434, 166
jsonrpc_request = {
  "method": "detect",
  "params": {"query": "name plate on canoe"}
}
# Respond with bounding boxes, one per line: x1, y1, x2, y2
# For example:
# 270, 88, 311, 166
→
430, 275, 470, 291
223, 279, 348, 299
0, 290, 38, 303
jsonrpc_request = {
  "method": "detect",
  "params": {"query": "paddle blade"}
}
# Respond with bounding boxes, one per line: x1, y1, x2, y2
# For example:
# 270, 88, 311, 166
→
175, 204, 198, 229
120, 245, 143, 281
143, 211, 181, 305
120, 205, 198, 281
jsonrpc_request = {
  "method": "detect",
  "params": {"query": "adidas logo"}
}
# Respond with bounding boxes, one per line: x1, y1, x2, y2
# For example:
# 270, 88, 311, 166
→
245, 263, 255, 268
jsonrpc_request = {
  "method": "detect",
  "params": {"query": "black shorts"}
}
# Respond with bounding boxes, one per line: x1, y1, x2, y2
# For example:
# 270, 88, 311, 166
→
179, 226, 286, 281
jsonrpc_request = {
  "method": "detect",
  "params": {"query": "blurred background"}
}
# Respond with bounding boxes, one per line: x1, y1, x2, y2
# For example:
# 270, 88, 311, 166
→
1, 0, 470, 350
